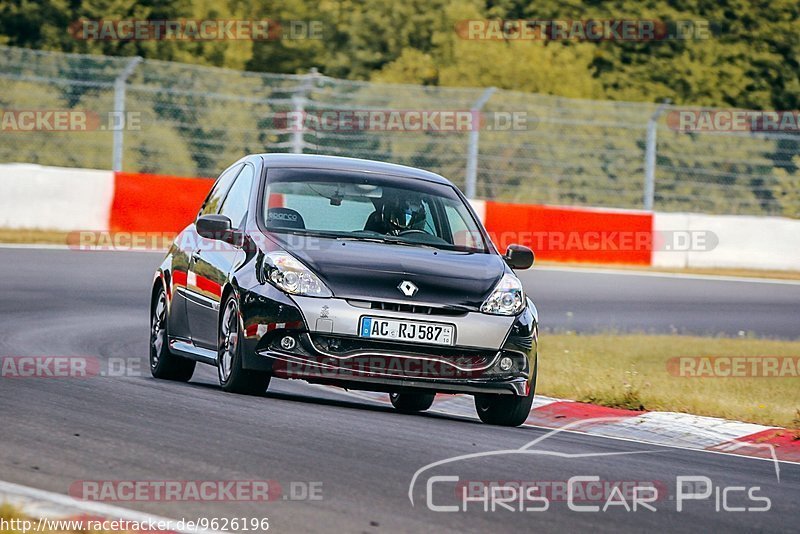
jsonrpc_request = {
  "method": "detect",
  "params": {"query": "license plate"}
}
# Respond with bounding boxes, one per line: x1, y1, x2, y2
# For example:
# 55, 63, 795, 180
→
359, 317, 455, 346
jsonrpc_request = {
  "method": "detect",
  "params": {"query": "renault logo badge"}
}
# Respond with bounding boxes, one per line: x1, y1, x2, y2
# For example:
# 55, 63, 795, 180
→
397, 280, 418, 297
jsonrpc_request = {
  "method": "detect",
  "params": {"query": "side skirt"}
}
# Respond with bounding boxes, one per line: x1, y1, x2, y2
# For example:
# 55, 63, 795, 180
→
169, 338, 218, 365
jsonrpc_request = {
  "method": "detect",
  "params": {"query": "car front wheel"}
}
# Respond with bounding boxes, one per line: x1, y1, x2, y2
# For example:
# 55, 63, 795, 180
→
389, 392, 435, 413
474, 387, 534, 427
218, 294, 271, 395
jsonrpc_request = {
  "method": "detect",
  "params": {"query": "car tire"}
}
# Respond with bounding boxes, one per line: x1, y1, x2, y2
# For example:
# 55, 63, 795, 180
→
150, 285, 196, 382
475, 355, 538, 426
218, 293, 271, 395
474, 389, 534, 427
389, 392, 435, 413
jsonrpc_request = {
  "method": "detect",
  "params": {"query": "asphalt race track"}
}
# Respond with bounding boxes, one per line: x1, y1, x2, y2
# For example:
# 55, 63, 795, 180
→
0, 247, 798, 533
520, 267, 800, 339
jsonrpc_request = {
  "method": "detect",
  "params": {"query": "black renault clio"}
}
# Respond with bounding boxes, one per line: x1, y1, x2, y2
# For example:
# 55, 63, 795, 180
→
150, 154, 538, 426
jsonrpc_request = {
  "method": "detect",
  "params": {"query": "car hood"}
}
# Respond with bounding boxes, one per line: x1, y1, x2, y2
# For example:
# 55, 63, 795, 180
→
273, 235, 505, 309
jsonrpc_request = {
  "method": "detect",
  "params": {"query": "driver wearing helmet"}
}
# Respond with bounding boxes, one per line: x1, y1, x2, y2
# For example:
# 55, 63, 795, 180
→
364, 191, 427, 235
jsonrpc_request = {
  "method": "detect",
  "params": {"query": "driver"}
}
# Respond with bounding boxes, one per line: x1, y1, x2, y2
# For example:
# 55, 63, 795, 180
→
364, 191, 427, 235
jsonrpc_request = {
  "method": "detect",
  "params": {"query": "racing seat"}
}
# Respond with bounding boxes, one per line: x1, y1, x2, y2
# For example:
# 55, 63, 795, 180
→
266, 207, 305, 229
364, 209, 387, 233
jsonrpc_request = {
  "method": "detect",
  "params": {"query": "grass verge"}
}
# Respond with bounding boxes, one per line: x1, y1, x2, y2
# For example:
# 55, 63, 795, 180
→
539, 333, 800, 429
0, 229, 72, 245
0, 502, 126, 533
536, 260, 800, 281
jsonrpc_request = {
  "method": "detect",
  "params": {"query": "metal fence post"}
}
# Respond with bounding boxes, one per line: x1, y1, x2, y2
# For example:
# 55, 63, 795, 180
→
112, 57, 142, 172
291, 68, 318, 154
465, 87, 496, 199
643, 99, 671, 211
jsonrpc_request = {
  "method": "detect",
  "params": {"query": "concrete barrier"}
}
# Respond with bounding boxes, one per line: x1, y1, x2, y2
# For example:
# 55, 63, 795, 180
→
653, 212, 800, 271
0, 163, 113, 231
1, 163, 797, 272
468, 198, 486, 223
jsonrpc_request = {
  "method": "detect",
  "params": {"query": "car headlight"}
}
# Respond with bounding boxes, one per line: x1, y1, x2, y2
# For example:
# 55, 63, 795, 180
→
263, 252, 332, 297
481, 273, 525, 315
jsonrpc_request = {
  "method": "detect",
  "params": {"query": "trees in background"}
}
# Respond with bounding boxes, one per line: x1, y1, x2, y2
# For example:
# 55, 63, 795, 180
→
1, 0, 797, 110
0, 0, 796, 216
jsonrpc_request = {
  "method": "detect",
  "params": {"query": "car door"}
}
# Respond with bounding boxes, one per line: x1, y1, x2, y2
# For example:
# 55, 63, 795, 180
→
183, 163, 242, 347
186, 163, 255, 349
171, 163, 242, 342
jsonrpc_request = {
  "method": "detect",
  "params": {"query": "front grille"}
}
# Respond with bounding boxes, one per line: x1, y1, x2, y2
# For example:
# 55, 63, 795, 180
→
347, 299, 466, 317
310, 334, 496, 369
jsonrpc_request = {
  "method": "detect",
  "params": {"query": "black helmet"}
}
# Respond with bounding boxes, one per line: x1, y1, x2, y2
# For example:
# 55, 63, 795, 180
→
383, 192, 426, 232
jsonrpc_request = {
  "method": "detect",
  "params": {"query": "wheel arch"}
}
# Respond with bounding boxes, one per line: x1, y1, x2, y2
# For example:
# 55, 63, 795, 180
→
218, 279, 242, 326
151, 270, 170, 312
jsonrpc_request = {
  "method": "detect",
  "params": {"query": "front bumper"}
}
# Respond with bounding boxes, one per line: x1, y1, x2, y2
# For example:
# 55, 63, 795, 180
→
238, 286, 537, 396
259, 332, 531, 395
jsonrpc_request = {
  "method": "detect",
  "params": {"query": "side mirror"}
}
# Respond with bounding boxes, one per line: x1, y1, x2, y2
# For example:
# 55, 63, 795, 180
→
196, 214, 234, 242
504, 244, 534, 270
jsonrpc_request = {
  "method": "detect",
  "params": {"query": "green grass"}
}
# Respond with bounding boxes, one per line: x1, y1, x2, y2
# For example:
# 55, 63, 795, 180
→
0, 502, 128, 533
536, 261, 800, 281
0, 229, 71, 245
539, 333, 800, 429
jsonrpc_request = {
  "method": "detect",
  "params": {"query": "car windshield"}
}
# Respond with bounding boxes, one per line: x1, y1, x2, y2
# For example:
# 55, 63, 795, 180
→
263, 169, 489, 253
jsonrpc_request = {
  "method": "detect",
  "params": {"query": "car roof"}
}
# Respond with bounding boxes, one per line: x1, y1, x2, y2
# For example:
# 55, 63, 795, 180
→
253, 153, 454, 186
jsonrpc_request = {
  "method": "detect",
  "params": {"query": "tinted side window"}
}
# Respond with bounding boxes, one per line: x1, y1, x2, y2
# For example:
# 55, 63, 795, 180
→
445, 204, 482, 250
199, 164, 243, 217
218, 165, 255, 229
420, 198, 438, 235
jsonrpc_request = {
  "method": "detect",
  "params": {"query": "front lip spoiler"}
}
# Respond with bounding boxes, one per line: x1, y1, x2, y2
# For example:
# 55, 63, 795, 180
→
257, 350, 528, 396
298, 333, 503, 372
